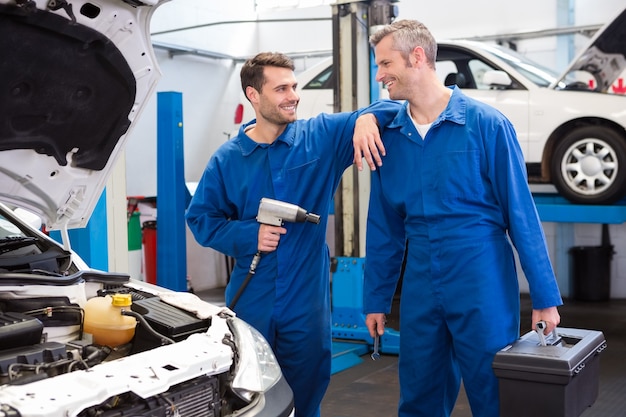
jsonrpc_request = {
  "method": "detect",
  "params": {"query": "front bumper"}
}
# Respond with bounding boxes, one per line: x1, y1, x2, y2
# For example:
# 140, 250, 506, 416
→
238, 375, 295, 417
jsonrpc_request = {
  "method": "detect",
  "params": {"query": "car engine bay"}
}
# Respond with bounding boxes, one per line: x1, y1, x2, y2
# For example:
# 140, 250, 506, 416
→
0, 267, 246, 417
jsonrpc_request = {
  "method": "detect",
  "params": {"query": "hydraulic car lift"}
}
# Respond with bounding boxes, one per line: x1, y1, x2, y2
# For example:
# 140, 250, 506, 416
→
533, 193, 626, 224
331, 257, 400, 374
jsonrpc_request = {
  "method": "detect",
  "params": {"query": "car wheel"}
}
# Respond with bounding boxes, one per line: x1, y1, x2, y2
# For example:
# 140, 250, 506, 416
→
551, 126, 626, 205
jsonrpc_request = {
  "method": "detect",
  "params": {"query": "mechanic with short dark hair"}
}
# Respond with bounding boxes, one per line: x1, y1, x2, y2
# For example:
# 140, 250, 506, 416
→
186, 52, 400, 417
362, 20, 563, 417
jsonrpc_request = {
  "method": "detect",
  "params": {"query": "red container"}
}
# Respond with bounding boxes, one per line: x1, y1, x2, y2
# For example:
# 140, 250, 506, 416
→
142, 221, 157, 285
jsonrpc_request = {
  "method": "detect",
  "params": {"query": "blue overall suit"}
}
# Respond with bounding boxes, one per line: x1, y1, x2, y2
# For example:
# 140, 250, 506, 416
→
363, 87, 562, 417
186, 100, 399, 417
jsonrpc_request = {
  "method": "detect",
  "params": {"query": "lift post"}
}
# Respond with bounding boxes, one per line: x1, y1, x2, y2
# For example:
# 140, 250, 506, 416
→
331, 0, 397, 259
329, 0, 399, 373
156, 91, 188, 291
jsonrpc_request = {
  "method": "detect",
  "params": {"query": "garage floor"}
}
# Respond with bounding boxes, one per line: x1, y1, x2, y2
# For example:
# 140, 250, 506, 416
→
196, 289, 625, 417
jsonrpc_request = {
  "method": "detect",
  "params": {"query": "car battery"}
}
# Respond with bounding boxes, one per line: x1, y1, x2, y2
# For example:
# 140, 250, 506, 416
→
492, 325, 606, 417
129, 296, 212, 354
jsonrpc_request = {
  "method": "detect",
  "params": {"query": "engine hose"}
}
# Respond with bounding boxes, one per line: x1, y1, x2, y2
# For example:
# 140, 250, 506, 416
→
121, 309, 175, 345
228, 251, 262, 310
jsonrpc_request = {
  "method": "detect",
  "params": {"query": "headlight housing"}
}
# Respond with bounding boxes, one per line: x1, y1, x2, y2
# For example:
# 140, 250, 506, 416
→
228, 317, 283, 401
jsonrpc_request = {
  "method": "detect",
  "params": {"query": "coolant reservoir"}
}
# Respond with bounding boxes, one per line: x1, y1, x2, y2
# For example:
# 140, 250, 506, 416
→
83, 294, 137, 347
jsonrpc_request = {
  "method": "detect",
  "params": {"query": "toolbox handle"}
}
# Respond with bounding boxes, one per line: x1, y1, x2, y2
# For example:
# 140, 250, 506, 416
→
535, 321, 560, 346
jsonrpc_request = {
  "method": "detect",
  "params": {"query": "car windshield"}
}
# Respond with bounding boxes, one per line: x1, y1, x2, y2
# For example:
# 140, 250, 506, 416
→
0, 212, 27, 240
477, 43, 562, 87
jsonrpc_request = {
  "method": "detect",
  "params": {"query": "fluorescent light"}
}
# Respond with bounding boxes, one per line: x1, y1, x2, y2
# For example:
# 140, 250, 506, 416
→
255, 0, 332, 11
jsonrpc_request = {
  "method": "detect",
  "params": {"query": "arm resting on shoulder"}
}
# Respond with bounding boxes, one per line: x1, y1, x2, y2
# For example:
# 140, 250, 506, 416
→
354, 100, 402, 171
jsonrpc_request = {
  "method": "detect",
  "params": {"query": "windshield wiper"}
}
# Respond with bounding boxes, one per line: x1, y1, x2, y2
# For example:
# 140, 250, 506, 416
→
0, 236, 38, 253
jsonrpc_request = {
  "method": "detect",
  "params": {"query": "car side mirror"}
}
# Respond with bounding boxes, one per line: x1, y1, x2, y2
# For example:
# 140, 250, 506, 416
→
482, 70, 512, 89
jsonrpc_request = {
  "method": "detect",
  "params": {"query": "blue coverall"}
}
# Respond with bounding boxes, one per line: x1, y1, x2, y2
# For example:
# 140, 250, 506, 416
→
363, 87, 563, 417
186, 100, 399, 417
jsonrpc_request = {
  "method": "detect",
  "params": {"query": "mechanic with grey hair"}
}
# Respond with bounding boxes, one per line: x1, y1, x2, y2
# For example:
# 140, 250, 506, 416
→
186, 52, 399, 417
362, 20, 563, 416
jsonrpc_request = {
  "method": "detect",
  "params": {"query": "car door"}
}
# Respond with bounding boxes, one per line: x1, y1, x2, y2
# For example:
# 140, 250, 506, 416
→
299, 63, 335, 117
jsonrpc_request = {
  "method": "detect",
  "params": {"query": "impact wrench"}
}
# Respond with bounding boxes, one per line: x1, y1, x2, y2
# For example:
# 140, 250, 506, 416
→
228, 198, 321, 310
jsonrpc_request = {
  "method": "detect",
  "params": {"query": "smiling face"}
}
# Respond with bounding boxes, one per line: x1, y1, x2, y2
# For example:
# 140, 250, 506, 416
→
248, 66, 299, 127
374, 34, 414, 101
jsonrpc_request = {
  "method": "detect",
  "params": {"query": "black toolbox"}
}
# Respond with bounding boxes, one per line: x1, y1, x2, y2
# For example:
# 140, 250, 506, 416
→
492, 327, 606, 417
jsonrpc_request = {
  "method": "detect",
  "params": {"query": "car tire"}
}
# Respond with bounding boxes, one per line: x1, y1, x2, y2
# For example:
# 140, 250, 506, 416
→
551, 126, 626, 205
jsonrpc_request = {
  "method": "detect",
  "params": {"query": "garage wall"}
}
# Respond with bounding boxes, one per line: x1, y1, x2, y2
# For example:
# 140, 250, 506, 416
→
121, 0, 626, 295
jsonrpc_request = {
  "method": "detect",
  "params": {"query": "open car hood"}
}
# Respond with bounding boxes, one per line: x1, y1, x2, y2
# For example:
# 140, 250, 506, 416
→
0, 0, 164, 230
553, 6, 626, 92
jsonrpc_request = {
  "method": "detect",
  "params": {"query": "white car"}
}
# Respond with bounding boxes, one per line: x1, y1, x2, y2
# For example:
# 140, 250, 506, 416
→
235, 7, 626, 205
0, 1, 294, 416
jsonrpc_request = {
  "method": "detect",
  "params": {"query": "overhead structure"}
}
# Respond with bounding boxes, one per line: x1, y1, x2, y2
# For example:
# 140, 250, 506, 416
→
331, 0, 397, 258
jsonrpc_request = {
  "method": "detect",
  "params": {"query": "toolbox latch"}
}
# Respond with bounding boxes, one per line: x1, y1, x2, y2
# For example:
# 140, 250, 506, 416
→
573, 362, 586, 374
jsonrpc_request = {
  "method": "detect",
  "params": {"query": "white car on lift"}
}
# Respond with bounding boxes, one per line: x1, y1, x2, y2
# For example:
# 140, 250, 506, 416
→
235, 7, 626, 205
0, 1, 294, 416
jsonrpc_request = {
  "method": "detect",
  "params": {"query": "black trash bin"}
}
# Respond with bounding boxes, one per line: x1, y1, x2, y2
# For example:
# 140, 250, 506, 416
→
570, 246, 613, 302
569, 224, 614, 302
